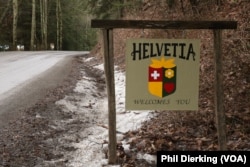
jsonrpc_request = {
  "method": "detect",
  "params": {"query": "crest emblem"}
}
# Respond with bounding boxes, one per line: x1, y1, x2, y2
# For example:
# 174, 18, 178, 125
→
148, 57, 177, 98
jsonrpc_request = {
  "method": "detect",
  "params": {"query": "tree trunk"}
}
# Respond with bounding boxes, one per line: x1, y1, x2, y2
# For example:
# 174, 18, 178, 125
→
56, 0, 62, 50
56, 0, 59, 50
59, 0, 62, 50
44, 0, 48, 50
0, 0, 11, 24
13, 0, 18, 50
30, 0, 36, 50
40, 0, 47, 50
40, 0, 44, 49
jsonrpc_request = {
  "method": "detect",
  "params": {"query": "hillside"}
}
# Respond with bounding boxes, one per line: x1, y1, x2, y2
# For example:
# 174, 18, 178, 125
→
91, 0, 249, 166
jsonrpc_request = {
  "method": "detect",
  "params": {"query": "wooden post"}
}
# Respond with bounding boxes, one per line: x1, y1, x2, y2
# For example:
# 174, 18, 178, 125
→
213, 29, 227, 150
102, 28, 117, 164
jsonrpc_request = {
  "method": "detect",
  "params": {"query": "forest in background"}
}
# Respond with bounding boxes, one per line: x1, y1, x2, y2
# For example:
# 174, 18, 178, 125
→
0, 0, 93, 51
0, 0, 143, 51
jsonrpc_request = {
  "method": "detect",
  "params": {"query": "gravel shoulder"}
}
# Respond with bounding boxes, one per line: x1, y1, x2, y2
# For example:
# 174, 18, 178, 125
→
0, 54, 92, 166
0, 55, 79, 127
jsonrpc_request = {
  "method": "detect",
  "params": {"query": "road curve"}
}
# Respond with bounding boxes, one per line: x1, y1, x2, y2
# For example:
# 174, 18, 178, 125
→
0, 51, 88, 127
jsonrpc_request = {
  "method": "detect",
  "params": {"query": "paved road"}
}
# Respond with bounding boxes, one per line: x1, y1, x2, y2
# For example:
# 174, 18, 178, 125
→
0, 51, 88, 127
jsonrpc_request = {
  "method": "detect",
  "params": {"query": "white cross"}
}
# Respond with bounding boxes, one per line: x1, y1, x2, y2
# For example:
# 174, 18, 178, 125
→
151, 70, 160, 80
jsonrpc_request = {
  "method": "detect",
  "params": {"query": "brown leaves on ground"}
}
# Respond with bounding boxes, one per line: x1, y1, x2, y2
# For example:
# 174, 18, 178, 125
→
100, 0, 250, 166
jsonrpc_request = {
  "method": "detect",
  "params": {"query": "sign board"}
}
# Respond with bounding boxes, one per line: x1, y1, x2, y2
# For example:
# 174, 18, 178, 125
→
92, 20, 237, 159
126, 39, 200, 110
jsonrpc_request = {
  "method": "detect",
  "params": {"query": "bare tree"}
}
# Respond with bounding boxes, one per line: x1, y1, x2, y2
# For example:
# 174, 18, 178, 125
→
13, 0, 18, 50
56, 0, 62, 50
59, 0, 62, 50
40, 0, 43, 48
40, 0, 48, 49
0, 0, 12, 24
30, 0, 36, 50
44, 0, 48, 49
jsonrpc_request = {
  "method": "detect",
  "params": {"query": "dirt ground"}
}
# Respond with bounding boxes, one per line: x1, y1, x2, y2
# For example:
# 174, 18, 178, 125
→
0, 55, 99, 167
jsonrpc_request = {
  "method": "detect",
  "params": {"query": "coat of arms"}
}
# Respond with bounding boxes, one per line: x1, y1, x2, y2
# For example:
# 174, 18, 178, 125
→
148, 57, 176, 98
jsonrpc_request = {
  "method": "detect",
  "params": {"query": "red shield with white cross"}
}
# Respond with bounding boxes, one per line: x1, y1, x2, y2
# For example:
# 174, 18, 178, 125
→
148, 58, 177, 98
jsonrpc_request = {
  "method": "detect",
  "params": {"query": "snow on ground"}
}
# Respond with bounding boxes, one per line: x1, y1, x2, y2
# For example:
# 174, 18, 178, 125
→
55, 57, 156, 166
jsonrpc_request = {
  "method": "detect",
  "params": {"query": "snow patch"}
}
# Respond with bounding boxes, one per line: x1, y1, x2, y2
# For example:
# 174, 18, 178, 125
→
84, 57, 94, 62
137, 153, 157, 164
54, 57, 153, 166
94, 64, 104, 71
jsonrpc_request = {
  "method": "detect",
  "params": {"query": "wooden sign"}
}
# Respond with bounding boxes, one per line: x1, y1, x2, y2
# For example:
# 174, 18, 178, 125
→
92, 20, 237, 163
126, 39, 200, 110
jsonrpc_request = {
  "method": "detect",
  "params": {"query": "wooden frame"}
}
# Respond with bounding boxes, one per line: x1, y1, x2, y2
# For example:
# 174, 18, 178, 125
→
92, 20, 237, 29
91, 20, 237, 164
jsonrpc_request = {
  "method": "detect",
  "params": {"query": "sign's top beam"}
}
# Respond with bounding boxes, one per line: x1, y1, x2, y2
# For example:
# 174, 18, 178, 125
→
91, 20, 237, 30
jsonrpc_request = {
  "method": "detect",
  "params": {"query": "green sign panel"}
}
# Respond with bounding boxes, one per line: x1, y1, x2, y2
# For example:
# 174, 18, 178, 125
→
126, 39, 200, 110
